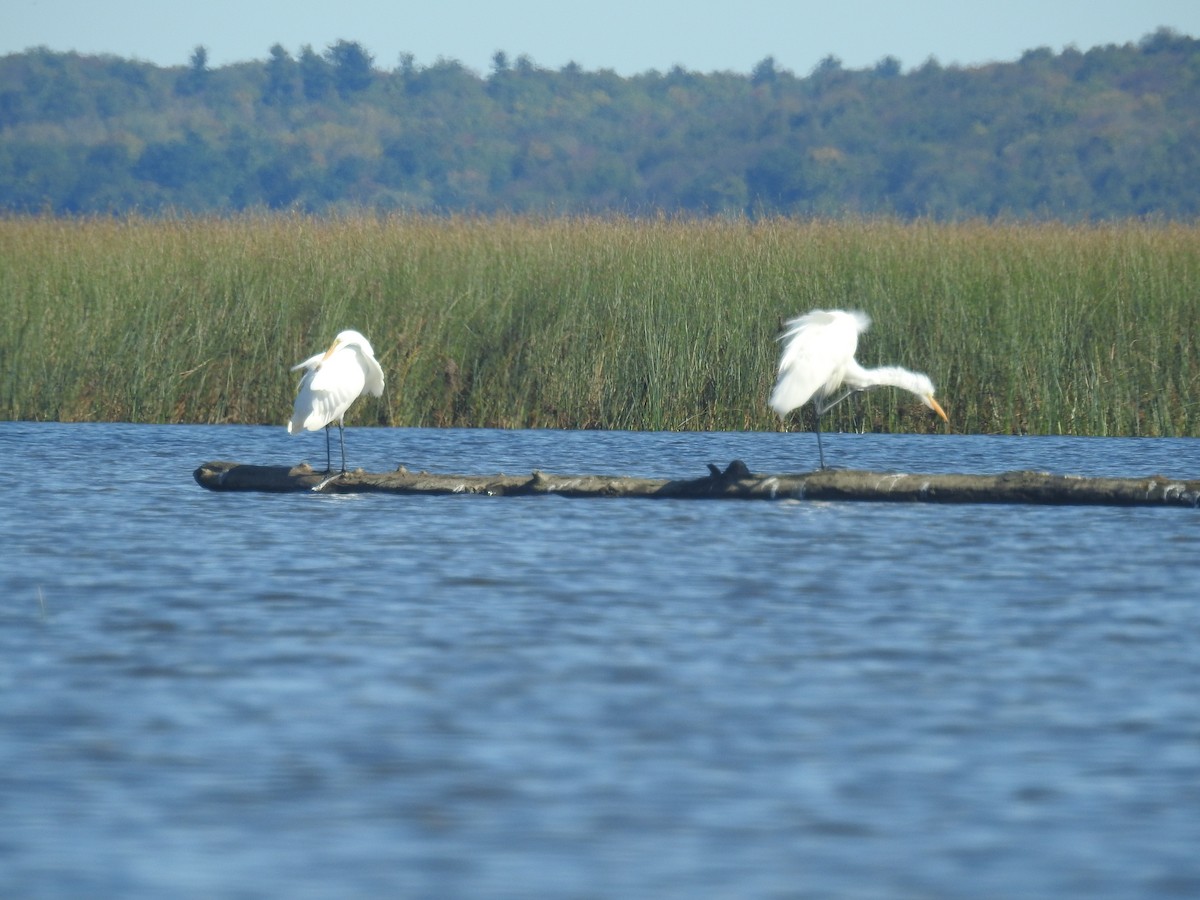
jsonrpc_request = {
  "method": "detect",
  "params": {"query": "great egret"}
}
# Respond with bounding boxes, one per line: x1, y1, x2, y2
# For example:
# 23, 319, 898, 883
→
287, 329, 385, 474
768, 309, 948, 469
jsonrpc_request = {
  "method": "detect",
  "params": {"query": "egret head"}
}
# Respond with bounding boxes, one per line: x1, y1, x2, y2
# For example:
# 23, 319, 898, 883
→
325, 329, 374, 360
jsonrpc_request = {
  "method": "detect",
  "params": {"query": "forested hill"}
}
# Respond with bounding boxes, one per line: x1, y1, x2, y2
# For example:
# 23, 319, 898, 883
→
2, 29, 1198, 219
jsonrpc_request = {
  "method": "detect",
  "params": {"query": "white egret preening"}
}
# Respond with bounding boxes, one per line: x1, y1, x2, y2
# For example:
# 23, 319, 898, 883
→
287, 329, 385, 474
768, 309, 948, 469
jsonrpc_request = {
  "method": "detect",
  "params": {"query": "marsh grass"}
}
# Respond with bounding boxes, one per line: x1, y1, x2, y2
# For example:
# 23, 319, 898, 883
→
1, 215, 1197, 436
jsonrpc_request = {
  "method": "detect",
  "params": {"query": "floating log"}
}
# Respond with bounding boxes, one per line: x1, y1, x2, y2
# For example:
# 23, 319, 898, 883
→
193, 459, 1200, 507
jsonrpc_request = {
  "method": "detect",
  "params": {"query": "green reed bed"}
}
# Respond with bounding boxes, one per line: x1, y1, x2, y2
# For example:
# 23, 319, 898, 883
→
1, 215, 1197, 436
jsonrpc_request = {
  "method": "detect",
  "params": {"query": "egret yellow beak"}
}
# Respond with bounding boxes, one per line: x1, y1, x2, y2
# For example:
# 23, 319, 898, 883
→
928, 396, 949, 422
321, 338, 342, 361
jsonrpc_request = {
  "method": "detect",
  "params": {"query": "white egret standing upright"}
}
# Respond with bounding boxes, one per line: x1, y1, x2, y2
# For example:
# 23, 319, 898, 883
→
287, 329, 385, 474
768, 309, 948, 469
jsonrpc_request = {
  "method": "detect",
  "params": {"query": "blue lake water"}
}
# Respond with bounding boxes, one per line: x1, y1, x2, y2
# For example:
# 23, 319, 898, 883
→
2, 421, 1199, 898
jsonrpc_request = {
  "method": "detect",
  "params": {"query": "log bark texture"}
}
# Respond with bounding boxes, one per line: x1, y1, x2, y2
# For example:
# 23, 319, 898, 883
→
193, 460, 1200, 507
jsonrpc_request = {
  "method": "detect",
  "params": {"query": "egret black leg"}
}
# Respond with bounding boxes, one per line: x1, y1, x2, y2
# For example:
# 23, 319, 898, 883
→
323, 424, 333, 474
813, 406, 827, 470
338, 423, 348, 474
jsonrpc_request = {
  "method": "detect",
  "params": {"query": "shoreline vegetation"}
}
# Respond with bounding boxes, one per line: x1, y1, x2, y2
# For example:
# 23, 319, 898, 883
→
2, 214, 1197, 437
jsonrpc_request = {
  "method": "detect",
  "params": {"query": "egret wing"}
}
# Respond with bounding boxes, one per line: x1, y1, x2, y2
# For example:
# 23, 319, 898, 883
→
288, 351, 367, 432
290, 351, 325, 373
768, 310, 866, 416
361, 352, 385, 397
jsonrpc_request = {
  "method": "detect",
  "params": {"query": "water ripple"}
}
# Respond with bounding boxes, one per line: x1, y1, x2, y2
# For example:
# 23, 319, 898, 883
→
2, 423, 1199, 898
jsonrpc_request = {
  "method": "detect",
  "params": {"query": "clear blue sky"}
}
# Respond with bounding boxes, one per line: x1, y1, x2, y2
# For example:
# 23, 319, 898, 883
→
4, 0, 1198, 76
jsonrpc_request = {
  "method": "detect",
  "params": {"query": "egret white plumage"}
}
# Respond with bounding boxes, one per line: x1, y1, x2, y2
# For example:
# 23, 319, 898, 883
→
768, 309, 948, 469
287, 329, 385, 473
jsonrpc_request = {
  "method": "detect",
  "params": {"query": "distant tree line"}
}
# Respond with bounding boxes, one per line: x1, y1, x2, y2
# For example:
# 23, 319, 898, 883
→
1, 29, 1197, 218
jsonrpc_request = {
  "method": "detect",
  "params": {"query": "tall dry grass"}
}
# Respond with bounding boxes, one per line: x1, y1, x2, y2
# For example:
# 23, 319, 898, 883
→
1, 214, 1197, 436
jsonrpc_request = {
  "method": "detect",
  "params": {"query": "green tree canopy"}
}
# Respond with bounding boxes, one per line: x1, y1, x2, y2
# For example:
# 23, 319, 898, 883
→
0, 29, 1197, 217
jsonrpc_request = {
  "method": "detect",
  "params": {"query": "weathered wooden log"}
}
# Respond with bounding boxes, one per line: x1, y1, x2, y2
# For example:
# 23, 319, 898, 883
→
193, 459, 1200, 507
